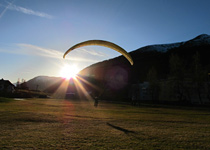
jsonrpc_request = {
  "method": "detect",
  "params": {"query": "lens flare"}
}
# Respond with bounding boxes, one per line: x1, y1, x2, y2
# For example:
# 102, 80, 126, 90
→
59, 64, 79, 79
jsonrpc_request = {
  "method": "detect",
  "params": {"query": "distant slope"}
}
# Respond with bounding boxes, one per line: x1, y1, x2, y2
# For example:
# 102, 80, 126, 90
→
26, 76, 63, 92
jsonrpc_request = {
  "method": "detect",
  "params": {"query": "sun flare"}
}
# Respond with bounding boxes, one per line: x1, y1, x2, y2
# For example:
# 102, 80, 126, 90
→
59, 64, 80, 79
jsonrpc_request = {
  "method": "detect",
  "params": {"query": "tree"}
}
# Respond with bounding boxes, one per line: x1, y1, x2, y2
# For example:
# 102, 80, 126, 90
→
16, 78, 20, 89
207, 73, 210, 102
169, 54, 185, 102
19, 79, 29, 90
192, 51, 206, 104
147, 67, 159, 103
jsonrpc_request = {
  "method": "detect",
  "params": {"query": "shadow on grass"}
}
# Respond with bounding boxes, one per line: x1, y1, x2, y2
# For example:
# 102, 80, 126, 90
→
106, 122, 149, 141
106, 122, 135, 134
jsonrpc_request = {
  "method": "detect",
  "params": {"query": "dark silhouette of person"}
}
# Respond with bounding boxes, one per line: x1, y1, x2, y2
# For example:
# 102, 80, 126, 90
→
94, 96, 99, 107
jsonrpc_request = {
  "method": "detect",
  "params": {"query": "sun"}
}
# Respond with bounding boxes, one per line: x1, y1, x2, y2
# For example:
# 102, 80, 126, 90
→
59, 64, 80, 79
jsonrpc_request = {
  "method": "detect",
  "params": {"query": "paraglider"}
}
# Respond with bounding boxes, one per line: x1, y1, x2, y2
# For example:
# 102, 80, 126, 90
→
63, 40, 133, 65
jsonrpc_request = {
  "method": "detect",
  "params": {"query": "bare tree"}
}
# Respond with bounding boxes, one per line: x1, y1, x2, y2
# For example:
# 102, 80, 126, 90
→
192, 51, 206, 104
16, 78, 20, 89
147, 67, 159, 103
169, 54, 185, 102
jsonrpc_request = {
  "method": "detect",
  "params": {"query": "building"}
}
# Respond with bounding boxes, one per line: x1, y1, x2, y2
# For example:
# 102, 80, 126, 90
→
0, 78, 15, 94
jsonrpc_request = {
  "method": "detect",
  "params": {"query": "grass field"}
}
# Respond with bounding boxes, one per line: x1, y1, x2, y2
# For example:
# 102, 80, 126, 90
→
0, 98, 210, 150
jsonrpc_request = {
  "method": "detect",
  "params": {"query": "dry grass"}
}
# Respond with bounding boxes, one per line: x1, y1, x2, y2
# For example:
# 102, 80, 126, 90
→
0, 98, 210, 149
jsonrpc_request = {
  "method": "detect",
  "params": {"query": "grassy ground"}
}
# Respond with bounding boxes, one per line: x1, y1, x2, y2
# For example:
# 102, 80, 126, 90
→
0, 98, 210, 150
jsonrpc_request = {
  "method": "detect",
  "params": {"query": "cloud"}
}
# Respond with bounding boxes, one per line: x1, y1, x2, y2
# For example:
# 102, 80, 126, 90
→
0, 1, 53, 19
16, 43, 99, 62
17, 43, 62, 58
0, 0, 14, 18
0, 43, 109, 63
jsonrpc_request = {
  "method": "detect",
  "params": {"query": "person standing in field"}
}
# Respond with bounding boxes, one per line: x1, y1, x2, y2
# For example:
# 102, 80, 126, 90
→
94, 96, 99, 107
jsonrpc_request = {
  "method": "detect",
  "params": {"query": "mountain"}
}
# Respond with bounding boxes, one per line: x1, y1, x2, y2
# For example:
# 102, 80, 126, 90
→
25, 34, 210, 100
26, 76, 63, 92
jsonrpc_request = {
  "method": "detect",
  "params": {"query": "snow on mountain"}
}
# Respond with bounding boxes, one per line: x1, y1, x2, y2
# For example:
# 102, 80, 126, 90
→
134, 34, 210, 53
139, 42, 184, 53
183, 34, 210, 47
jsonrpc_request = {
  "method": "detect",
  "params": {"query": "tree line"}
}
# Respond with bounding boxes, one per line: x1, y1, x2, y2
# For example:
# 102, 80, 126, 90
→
147, 51, 210, 104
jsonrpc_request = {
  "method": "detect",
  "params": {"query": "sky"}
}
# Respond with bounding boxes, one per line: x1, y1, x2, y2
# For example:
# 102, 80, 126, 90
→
1, 0, 210, 83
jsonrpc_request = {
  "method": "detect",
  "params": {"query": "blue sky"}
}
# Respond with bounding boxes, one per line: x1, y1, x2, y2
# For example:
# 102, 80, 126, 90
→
1, 0, 210, 83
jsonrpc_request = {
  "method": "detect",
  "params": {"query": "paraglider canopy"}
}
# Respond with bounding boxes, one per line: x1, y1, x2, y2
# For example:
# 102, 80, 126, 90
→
63, 40, 133, 65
